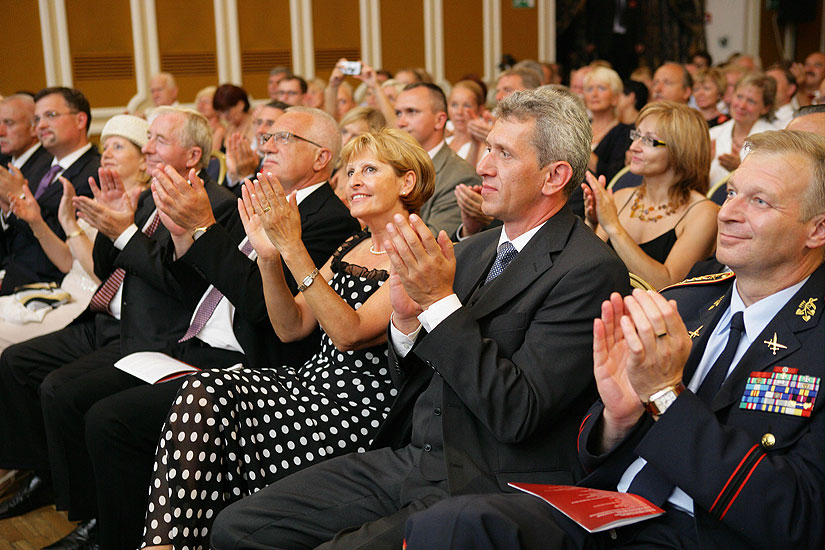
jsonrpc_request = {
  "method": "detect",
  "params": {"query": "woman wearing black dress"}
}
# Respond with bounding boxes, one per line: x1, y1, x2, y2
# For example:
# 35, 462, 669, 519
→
141, 128, 434, 550
583, 102, 719, 289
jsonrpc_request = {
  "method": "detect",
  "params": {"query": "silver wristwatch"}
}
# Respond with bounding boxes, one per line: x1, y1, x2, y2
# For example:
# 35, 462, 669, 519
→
297, 268, 320, 292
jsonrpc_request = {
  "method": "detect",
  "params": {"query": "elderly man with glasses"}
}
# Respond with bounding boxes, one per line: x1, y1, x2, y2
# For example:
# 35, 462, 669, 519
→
0, 87, 98, 293
73, 105, 358, 549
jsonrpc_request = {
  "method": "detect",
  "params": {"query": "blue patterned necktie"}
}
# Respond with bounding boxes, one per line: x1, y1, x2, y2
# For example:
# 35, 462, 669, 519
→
485, 241, 518, 283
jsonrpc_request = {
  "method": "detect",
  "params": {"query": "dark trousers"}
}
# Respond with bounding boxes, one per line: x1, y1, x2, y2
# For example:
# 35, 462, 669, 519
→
211, 446, 449, 550
403, 493, 699, 550
84, 342, 245, 550
0, 314, 120, 472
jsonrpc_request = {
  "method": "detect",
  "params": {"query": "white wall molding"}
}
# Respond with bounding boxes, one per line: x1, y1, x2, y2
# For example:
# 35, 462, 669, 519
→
537, 0, 556, 62
38, 0, 73, 86
213, 0, 242, 84
482, 0, 502, 83
743, 0, 760, 57
289, 0, 315, 79
359, 0, 382, 69
423, 0, 445, 84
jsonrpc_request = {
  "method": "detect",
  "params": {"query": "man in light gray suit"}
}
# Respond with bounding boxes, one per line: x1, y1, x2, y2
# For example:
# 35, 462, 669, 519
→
395, 82, 481, 236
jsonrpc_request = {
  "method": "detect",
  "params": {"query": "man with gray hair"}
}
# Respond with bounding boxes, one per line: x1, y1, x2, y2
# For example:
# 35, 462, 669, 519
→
211, 88, 631, 550
149, 72, 179, 108
267, 65, 290, 100
0, 106, 237, 546
71, 105, 358, 549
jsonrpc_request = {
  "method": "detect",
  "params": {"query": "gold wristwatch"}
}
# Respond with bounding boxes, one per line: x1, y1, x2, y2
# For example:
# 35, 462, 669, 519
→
643, 382, 686, 417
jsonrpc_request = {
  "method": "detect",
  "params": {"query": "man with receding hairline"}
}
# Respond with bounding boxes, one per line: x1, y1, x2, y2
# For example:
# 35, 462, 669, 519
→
394, 82, 481, 236
0, 87, 98, 293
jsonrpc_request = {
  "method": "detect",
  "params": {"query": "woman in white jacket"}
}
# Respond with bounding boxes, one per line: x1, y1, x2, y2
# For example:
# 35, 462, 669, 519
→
709, 72, 778, 186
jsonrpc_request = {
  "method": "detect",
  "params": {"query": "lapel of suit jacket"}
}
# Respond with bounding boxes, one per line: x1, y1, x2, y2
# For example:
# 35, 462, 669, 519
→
296, 182, 332, 224
711, 264, 825, 411
681, 286, 734, 383
464, 207, 577, 320
420, 146, 450, 220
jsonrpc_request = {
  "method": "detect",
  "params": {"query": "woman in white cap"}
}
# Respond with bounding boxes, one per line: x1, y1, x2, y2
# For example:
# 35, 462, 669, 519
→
1, 114, 149, 349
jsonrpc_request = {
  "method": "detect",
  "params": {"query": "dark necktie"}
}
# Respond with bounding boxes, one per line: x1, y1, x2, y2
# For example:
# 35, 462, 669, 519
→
179, 239, 255, 342
89, 212, 161, 314
34, 165, 62, 199
627, 311, 746, 505
485, 241, 518, 283
695, 311, 745, 403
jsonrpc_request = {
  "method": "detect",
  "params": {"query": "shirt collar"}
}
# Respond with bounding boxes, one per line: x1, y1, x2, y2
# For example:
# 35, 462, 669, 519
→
726, 276, 810, 341
294, 181, 326, 205
427, 140, 446, 160
51, 142, 93, 169
12, 142, 41, 168
496, 221, 547, 253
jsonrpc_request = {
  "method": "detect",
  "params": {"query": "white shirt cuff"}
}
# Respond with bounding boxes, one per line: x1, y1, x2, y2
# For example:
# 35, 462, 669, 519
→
418, 293, 462, 332
389, 315, 423, 358
113, 224, 139, 249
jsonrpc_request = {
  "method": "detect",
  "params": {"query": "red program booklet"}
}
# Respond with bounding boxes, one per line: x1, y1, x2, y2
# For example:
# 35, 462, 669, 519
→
508, 482, 665, 533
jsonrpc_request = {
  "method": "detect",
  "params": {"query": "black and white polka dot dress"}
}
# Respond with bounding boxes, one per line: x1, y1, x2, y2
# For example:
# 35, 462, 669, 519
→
140, 231, 394, 549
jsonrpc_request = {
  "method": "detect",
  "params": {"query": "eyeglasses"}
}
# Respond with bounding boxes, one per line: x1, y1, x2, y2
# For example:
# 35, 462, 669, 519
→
260, 131, 323, 148
32, 111, 78, 126
629, 129, 667, 148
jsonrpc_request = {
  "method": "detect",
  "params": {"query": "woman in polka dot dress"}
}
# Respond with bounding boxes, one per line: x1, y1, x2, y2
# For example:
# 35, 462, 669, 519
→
141, 129, 435, 550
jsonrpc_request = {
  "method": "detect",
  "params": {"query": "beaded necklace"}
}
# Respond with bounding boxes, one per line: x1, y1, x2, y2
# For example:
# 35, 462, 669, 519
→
629, 187, 678, 222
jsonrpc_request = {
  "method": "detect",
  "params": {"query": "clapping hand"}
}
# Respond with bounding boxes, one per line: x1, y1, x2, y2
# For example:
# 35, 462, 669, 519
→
150, 165, 216, 234
73, 168, 136, 239
384, 214, 455, 310
238, 178, 279, 261
582, 171, 617, 230
8, 184, 41, 224
248, 172, 303, 259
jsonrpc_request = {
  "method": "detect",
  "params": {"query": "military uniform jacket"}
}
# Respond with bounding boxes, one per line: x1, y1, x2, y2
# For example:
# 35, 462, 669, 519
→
373, 207, 631, 495
577, 265, 825, 549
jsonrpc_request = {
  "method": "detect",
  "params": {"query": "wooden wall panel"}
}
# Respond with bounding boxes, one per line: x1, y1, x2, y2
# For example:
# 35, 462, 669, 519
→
66, 0, 135, 107
760, 3, 823, 66
313, 0, 361, 82
444, 0, 484, 83
238, 0, 292, 98
501, 2, 538, 64
0, 0, 47, 96
156, 0, 218, 103
380, 1, 425, 75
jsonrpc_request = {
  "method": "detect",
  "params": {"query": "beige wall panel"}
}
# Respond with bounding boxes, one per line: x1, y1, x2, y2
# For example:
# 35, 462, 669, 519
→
312, 0, 360, 81
381, 1, 425, 74
501, 3, 537, 64
156, 0, 218, 102
66, 0, 135, 107
444, 0, 484, 83
238, 0, 292, 98
0, 0, 47, 95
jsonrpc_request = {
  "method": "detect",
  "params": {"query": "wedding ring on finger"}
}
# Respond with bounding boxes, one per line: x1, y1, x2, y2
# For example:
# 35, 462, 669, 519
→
262, 205, 272, 213
656, 331, 668, 338
18, 193, 25, 200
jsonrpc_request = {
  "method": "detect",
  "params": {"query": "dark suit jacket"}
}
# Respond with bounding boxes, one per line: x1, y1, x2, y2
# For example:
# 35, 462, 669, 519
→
84, 174, 237, 354
373, 206, 631, 495
176, 182, 359, 368
577, 265, 825, 549
419, 145, 481, 237
0, 145, 97, 290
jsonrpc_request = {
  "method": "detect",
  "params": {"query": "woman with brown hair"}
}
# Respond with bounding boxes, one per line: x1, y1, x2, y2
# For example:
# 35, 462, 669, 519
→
583, 101, 719, 289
